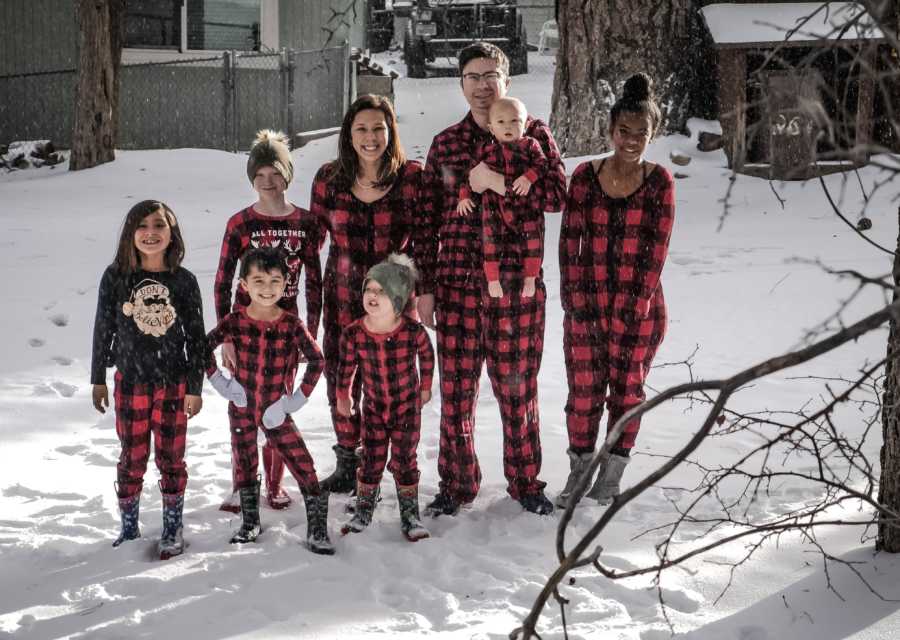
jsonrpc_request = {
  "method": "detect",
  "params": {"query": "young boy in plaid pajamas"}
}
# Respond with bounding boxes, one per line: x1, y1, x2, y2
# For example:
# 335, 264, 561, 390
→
336, 254, 435, 541
214, 130, 323, 512
207, 247, 334, 555
414, 43, 567, 516
457, 96, 547, 299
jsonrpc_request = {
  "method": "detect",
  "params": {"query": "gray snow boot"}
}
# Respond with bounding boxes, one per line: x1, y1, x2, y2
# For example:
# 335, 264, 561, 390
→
555, 449, 595, 509
397, 484, 430, 541
159, 490, 185, 560
230, 480, 262, 544
341, 481, 379, 534
302, 490, 335, 555
586, 453, 630, 505
318, 445, 359, 494
113, 493, 141, 547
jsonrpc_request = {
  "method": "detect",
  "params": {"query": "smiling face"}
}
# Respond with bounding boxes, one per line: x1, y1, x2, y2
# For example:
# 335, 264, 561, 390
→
460, 57, 509, 115
488, 99, 527, 143
350, 108, 390, 166
252, 165, 287, 198
133, 209, 172, 263
362, 279, 397, 323
609, 111, 654, 163
240, 264, 286, 309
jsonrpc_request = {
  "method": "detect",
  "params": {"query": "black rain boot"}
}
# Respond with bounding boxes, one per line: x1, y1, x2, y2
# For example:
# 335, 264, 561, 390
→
397, 483, 430, 542
303, 490, 335, 555
341, 481, 379, 534
319, 445, 359, 494
113, 492, 141, 547
230, 480, 262, 544
159, 489, 185, 560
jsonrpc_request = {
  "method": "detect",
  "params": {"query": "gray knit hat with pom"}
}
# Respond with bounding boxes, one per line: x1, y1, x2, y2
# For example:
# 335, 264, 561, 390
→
364, 254, 418, 315
247, 129, 293, 185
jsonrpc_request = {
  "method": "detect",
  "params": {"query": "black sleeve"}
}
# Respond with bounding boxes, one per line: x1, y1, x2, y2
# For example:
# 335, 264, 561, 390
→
90, 267, 118, 386
180, 270, 208, 396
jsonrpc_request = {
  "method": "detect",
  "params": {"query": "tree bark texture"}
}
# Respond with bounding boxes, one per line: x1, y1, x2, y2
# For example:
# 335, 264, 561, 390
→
70, 0, 119, 171
878, 207, 900, 552
550, 0, 715, 156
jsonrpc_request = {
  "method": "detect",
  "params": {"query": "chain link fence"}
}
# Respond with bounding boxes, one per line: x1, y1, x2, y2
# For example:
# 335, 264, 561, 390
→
0, 44, 349, 152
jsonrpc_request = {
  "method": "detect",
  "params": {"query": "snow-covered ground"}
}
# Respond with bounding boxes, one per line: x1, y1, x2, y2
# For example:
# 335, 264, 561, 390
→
2, 57, 900, 639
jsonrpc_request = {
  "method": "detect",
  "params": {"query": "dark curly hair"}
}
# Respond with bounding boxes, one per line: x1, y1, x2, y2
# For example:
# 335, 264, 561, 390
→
609, 72, 662, 134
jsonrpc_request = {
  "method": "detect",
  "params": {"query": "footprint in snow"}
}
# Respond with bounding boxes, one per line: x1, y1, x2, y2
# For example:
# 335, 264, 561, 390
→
51, 355, 73, 366
28, 338, 45, 347
3, 483, 87, 501
50, 381, 77, 397
49, 313, 69, 327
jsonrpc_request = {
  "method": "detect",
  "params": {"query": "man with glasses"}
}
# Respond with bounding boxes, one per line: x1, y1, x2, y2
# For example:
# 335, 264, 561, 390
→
414, 42, 566, 516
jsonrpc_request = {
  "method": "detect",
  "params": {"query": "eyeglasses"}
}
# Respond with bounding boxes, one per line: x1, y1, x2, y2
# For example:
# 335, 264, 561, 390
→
461, 71, 504, 84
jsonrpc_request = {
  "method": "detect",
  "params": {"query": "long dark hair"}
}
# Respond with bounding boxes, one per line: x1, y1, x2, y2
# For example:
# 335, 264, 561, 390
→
327, 94, 406, 190
112, 199, 185, 274
610, 73, 662, 134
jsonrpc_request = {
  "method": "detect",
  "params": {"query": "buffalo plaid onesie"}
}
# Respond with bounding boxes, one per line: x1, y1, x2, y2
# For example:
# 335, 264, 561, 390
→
91, 266, 207, 499
310, 160, 425, 450
559, 160, 674, 453
336, 318, 435, 486
207, 309, 325, 493
214, 205, 323, 491
416, 112, 566, 502
458, 136, 547, 282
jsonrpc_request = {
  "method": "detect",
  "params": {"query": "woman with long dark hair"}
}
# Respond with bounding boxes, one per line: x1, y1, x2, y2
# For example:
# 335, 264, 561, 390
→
310, 94, 425, 493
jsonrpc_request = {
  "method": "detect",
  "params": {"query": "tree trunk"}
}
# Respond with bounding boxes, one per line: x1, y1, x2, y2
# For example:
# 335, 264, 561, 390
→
550, 0, 714, 156
878, 205, 900, 552
70, 0, 120, 171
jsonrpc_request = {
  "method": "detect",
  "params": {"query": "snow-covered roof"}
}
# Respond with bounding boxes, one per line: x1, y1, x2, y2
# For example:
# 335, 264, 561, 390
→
701, 2, 884, 46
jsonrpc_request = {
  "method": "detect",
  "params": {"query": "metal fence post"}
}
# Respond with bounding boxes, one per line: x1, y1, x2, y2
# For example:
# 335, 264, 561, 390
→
231, 50, 239, 152
223, 51, 233, 151
342, 40, 351, 116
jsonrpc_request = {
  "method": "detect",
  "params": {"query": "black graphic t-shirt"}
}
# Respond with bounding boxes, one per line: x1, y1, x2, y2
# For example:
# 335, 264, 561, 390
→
91, 266, 207, 394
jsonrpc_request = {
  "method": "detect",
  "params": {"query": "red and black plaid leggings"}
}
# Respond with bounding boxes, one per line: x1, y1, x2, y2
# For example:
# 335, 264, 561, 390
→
228, 405, 320, 494
563, 308, 666, 452
358, 405, 421, 487
435, 279, 546, 502
113, 371, 188, 499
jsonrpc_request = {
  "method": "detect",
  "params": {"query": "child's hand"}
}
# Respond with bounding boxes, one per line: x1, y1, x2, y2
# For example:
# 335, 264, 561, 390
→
185, 394, 202, 419
336, 397, 353, 417
512, 175, 533, 196
92, 384, 109, 414
487, 280, 504, 298
457, 198, 474, 215
209, 369, 248, 407
420, 389, 432, 406
522, 276, 536, 298
221, 342, 237, 372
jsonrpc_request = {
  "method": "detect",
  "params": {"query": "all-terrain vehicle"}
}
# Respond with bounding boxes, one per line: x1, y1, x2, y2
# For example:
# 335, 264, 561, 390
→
398, 0, 528, 78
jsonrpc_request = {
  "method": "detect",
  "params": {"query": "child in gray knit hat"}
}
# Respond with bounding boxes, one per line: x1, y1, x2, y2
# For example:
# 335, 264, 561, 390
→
335, 254, 436, 542
213, 129, 324, 513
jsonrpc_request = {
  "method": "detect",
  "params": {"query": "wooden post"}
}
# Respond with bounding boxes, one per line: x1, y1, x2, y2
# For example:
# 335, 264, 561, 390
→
855, 43, 877, 164
718, 48, 746, 171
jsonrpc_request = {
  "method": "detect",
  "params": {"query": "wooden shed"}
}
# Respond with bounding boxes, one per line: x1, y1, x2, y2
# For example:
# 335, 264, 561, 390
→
701, 2, 885, 180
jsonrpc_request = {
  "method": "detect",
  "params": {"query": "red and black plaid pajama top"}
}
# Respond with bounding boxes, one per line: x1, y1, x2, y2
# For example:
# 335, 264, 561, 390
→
415, 113, 566, 502
91, 266, 207, 499
559, 160, 674, 453
310, 160, 425, 450
458, 136, 548, 282
336, 318, 435, 487
207, 310, 325, 492
214, 205, 323, 338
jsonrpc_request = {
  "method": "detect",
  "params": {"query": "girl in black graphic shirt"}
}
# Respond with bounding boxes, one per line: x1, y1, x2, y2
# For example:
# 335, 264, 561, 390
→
91, 200, 207, 560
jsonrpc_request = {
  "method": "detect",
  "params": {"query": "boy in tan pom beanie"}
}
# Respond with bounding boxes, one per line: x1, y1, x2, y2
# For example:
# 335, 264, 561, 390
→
213, 129, 324, 513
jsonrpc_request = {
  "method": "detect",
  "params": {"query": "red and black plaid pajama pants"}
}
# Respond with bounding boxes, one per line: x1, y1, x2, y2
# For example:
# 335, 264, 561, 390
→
323, 322, 363, 449
113, 371, 187, 499
229, 403, 320, 494
435, 279, 547, 502
358, 403, 421, 487
563, 304, 666, 452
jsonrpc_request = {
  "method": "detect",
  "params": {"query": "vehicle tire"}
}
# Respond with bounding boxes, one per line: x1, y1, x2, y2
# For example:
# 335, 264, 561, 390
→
404, 21, 426, 78
509, 18, 528, 76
